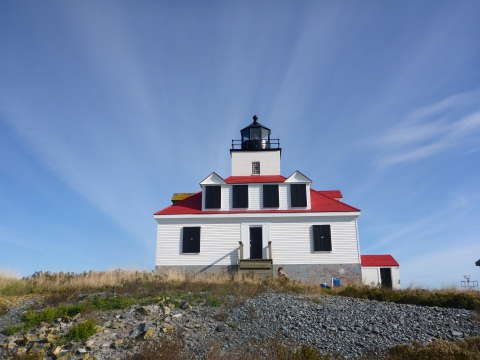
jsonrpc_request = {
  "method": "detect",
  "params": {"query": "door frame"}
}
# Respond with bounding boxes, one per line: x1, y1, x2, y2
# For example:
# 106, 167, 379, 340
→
240, 222, 270, 260
379, 267, 392, 288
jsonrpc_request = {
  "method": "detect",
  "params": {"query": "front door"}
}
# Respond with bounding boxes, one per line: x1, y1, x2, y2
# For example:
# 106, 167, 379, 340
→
249, 227, 263, 259
380, 268, 392, 288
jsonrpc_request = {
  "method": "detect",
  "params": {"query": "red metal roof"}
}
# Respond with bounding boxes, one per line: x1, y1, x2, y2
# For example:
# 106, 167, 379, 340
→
154, 189, 359, 215
316, 190, 343, 199
361, 255, 399, 267
224, 175, 287, 184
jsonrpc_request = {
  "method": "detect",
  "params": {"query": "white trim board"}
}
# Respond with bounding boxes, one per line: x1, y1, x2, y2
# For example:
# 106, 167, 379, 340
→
155, 212, 360, 220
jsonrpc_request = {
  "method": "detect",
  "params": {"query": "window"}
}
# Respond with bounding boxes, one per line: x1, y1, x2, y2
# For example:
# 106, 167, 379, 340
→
313, 225, 332, 251
290, 184, 307, 207
205, 186, 221, 209
182, 227, 200, 253
233, 185, 248, 208
263, 184, 279, 207
252, 162, 260, 175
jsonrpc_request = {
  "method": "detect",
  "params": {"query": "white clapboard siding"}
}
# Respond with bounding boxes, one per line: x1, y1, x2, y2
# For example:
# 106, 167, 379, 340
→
221, 186, 229, 211
156, 222, 241, 266
156, 216, 359, 266
269, 218, 359, 264
278, 184, 287, 209
248, 185, 261, 210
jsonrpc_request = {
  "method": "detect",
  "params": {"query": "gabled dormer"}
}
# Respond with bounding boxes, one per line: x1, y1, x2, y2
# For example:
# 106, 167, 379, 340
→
200, 172, 226, 211
284, 171, 312, 209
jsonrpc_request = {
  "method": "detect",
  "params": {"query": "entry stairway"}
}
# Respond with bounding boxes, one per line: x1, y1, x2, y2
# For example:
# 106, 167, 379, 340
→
237, 241, 273, 281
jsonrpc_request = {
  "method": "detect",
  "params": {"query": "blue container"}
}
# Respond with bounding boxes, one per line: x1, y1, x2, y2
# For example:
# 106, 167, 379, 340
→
320, 283, 327, 288
332, 278, 341, 287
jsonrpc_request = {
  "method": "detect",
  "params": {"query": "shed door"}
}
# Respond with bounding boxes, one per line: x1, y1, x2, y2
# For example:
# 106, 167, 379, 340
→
249, 227, 263, 259
380, 268, 392, 288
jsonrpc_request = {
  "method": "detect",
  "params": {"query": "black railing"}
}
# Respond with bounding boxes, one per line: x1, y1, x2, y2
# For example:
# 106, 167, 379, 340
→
231, 139, 280, 150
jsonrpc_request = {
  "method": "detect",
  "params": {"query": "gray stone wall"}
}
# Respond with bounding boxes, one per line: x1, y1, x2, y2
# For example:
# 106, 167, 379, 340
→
156, 263, 362, 285
275, 263, 362, 285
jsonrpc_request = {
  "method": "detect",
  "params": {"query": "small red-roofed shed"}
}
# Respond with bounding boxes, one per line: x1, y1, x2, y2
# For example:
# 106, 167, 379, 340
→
361, 255, 400, 289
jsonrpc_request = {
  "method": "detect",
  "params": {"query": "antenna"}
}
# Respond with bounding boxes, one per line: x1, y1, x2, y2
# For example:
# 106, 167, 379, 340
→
461, 274, 478, 291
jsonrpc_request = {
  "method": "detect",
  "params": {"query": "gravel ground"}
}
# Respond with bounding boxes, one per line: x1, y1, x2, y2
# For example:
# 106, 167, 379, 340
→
184, 293, 480, 358
1, 292, 479, 359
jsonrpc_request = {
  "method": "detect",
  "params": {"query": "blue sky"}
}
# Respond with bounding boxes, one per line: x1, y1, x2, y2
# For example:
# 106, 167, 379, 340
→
1, 1, 479, 287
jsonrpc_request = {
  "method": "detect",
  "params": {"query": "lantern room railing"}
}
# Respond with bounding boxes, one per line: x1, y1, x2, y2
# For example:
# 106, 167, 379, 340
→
231, 138, 280, 150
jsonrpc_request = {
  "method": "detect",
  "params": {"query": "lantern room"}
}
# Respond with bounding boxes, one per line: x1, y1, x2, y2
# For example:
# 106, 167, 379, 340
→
230, 115, 281, 176
232, 115, 280, 151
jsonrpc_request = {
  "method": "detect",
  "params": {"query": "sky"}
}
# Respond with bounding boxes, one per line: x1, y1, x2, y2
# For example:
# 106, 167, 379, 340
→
1, 1, 479, 288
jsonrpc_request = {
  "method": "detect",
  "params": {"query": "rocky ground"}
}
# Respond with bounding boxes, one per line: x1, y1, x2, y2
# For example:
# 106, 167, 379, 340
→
1, 291, 479, 359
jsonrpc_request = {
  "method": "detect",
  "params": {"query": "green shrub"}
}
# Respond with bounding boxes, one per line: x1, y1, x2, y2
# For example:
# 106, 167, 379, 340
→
205, 295, 221, 307
67, 319, 98, 341
22, 304, 85, 329
2, 325, 23, 335
337, 286, 480, 310
90, 296, 137, 310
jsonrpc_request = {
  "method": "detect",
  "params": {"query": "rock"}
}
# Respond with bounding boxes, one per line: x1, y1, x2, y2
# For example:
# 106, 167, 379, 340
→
172, 314, 183, 318
451, 331, 463, 337
339, 326, 347, 331
144, 328, 155, 340
111, 339, 124, 349
163, 307, 171, 315
76, 348, 87, 354
162, 325, 174, 333
216, 324, 226, 332
121, 311, 133, 319
52, 346, 62, 355
180, 301, 191, 310
130, 323, 155, 338
136, 307, 148, 315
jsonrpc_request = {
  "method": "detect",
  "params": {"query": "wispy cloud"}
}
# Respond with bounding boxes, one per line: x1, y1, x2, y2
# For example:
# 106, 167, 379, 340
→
375, 91, 480, 165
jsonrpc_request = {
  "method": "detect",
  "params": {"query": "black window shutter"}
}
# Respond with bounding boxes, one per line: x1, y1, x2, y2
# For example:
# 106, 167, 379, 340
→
183, 227, 200, 253
233, 185, 248, 208
205, 186, 221, 209
313, 225, 332, 251
263, 185, 279, 207
291, 184, 307, 207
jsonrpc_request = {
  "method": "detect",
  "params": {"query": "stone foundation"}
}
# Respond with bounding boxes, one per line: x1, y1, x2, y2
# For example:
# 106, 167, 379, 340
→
275, 263, 362, 285
156, 263, 362, 285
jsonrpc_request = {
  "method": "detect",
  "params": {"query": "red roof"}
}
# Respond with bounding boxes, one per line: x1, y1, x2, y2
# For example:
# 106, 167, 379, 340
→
316, 190, 343, 199
361, 255, 399, 267
154, 189, 359, 215
224, 175, 286, 184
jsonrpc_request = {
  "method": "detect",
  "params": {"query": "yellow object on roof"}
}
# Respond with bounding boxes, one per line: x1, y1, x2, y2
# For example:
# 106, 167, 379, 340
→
171, 193, 195, 204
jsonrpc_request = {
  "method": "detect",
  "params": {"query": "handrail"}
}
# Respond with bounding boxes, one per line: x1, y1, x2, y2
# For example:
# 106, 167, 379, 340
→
238, 241, 244, 260
231, 139, 280, 150
268, 241, 272, 260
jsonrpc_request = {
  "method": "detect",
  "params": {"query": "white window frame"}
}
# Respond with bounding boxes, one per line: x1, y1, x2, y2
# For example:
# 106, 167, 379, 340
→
240, 222, 270, 259
252, 161, 260, 175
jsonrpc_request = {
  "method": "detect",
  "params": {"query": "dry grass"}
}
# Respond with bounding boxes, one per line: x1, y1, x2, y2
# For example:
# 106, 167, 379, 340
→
0, 269, 321, 299
1, 269, 479, 312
